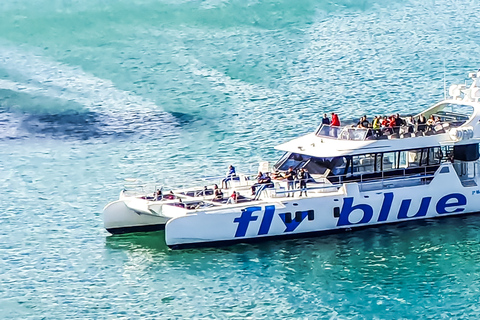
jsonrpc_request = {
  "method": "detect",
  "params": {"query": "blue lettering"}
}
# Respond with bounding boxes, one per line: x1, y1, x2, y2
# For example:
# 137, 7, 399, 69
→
258, 205, 275, 235
436, 193, 467, 214
397, 197, 431, 219
279, 211, 309, 232
378, 193, 394, 222
337, 197, 373, 226
234, 207, 260, 237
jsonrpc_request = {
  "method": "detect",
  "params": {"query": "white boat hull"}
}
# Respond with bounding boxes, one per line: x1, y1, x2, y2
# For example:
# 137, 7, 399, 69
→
165, 164, 480, 248
103, 200, 169, 234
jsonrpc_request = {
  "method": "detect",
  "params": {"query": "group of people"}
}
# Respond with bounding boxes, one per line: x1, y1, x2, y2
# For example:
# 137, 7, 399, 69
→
322, 112, 444, 137
364, 113, 442, 135
322, 112, 341, 127
284, 167, 308, 197
216, 164, 312, 203
152, 164, 312, 206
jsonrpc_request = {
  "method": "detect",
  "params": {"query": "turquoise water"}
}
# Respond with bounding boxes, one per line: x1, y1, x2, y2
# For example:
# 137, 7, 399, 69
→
1, 0, 480, 318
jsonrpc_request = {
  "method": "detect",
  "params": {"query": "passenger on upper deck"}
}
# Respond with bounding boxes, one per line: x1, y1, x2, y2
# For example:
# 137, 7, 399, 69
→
392, 114, 403, 134
330, 113, 341, 137
322, 113, 330, 125
155, 189, 162, 201
372, 116, 381, 137
405, 115, 415, 133
417, 114, 427, 132
331, 113, 340, 126
426, 115, 435, 130
362, 115, 370, 128
356, 116, 367, 128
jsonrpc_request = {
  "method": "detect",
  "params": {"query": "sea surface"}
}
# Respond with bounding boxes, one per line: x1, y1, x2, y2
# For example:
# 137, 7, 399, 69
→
1, 0, 480, 318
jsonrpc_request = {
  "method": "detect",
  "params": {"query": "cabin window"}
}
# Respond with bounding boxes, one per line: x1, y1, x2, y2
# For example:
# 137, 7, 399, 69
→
421, 149, 428, 166
398, 151, 408, 168
383, 152, 395, 170
407, 149, 422, 167
352, 154, 375, 173
429, 147, 442, 165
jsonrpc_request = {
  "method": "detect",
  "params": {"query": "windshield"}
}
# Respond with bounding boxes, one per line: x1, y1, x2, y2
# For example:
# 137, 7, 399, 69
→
274, 152, 346, 175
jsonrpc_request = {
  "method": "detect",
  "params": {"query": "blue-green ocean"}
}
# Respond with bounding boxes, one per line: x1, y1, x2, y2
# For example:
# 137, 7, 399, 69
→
2, 0, 480, 318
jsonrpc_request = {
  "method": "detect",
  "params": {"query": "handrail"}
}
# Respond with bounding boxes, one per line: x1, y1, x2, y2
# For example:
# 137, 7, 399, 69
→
271, 165, 438, 197
315, 121, 463, 141
273, 184, 342, 195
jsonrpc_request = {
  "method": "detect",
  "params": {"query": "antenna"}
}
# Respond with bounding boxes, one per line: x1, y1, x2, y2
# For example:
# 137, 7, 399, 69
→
443, 61, 446, 100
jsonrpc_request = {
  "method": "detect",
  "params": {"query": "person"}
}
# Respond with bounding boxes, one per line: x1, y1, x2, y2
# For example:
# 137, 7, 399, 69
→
330, 113, 341, 137
405, 115, 415, 133
285, 166, 296, 197
272, 170, 284, 180
321, 113, 330, 125
165, 190, 175, 200
222, 165, 236, 189
213, 184, 223, 201
297, 168, 308, 197
226, 190, 238, 204
426, 115, 435, 130
154, 189, 162, 201
381, 116, 388, 128
251, 172, 273, 195
331, 113, 340, 126
372, 116, 381, 137
417, 114, 427, 132
361, 115, 369, 128
356, 116, 365, 128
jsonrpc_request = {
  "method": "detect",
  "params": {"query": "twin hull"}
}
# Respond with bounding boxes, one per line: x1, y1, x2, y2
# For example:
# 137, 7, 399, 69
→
166, 167, 480, 248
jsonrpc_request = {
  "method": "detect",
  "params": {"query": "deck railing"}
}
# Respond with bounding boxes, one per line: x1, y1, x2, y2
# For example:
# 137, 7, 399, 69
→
315, 122, 461, 141
265, 165, 439, 198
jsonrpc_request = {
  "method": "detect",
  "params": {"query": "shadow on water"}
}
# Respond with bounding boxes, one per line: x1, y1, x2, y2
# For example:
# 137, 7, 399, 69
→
170, 112, 199, 126
0, 89, 185, 140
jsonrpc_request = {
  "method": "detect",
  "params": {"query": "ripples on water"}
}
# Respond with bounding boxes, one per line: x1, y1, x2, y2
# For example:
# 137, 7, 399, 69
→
1, 0, 480, 318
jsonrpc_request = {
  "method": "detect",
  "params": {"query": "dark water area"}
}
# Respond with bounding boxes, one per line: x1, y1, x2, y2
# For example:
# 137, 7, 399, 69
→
1, 0, 480, 318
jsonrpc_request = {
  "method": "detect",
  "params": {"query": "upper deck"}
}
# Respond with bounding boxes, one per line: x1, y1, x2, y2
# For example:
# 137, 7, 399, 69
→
276, 70, 480, 158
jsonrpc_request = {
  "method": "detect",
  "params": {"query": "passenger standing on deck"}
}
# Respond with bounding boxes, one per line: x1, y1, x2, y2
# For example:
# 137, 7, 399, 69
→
417, 114, 427, 132
222, 165, 236, 189
285, 166, 296, 197
372, 116, 381, 136
331, 113, 340, 126
406, 115, 415, 133
322, 113, 330, 125
155, 189, 162, 201
330, 113, 340, 137
298, 168, 308, 197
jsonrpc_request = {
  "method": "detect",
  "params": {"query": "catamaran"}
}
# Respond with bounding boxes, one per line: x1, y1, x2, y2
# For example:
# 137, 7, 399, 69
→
103, 69, 480, 249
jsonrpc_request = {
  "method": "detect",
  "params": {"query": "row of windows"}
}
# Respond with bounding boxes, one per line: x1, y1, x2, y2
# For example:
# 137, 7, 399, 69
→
346, 147, 443, 174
